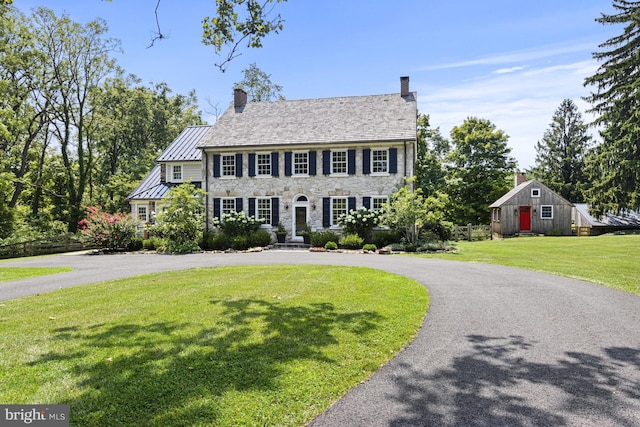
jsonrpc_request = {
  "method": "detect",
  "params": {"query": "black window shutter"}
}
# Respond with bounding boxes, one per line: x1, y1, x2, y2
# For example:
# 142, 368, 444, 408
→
348, 197, 356, 212
235, 153, 243, 177
236, 198, 243, 213
248, 153, 256, 176
347, 149, 356, 175
389, 148, 398, 174
363, 197, 371, 209
271, 198, 279, 226
213, 154, 221, 177
323, 198, 331, 228
213, 198, 221, 219
322, 150, 330, 175
248, 198, 256, 217
363, 148, 371, 175
284, 152, 292, 176
271, 152, 279, 177
309, 151, 317, 176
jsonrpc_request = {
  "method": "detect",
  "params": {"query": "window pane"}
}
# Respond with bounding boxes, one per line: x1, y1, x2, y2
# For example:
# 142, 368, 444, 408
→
222, 199, 236, 215
332, 198, 347, 225
257, 154, 271, 176
541, 205, 553, 219
332, 151, 347, 174
257, 199, 271, 224
173, 165, 182, 180
372, 149, 388, 173
372, 197, 387, 211
137, 206, 147, 221
222, 155, 235, 176
293, 152, 308, 175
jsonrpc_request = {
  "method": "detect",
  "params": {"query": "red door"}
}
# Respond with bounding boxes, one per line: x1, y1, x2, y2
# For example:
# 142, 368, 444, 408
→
519, 206, 531, 231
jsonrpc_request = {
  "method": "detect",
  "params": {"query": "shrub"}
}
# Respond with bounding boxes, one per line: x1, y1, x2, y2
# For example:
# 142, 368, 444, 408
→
127, 237, 144, 251
339, 233, 364, 249
363, 243, 377, 252
372, 230, 400, 247
338, 207, 383, 243
324, 241, 338, 250
249, 229, 272, 247
230, 235, 249, 251
142, 239, 158, 250
214, 211, 265, 238
79, 206, 139, 251
311, 230, 341, 247
404, 243, 417, 252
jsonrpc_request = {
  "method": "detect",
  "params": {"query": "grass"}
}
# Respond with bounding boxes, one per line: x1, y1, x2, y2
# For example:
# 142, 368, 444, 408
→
0, 266, 72, 282
426, 234, 640, 295
0, 265, 428, 427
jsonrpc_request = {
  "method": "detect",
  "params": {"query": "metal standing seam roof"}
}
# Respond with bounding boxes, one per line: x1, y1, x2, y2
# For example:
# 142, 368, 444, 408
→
157, 125, 212, 162
127, 164, 172, 201
574, 203, 640, 227
197, 92, 417, 149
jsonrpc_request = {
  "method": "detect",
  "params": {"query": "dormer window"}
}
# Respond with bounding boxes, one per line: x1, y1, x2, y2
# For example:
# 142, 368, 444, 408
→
531, 188, 540, 197
172, 165, 183, 182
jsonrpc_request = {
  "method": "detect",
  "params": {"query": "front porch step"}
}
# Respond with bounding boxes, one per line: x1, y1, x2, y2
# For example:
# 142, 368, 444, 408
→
272, 242, 311, 250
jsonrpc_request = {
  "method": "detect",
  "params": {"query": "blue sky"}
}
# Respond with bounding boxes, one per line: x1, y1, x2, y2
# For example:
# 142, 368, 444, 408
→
15, 1, 619, 169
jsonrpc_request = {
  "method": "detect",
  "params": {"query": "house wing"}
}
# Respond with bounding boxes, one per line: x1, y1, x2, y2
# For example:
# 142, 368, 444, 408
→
197, 92, 417, 149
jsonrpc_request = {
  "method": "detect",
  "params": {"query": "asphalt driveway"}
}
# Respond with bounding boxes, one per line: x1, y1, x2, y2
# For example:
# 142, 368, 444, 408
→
1, 251, 639, 426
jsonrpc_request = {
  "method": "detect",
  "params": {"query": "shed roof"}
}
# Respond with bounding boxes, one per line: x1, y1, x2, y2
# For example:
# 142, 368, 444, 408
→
157, 125, 211, 162
574, 203, 640, 227
197, 92, 417, 149
489, 179, 573, 208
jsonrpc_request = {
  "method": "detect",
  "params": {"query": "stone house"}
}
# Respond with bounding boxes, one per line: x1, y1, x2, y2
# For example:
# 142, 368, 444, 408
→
197, 77, 417, 242
126, 125, 211, 226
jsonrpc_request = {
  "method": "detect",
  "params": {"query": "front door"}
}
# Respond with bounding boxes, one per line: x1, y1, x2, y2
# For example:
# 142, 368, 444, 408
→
519, 206, 531, 231
295, 206, 307, 237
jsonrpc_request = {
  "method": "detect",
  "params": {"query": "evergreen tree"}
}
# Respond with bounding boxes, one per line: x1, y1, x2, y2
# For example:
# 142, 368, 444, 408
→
446, 117, 517, 224
530, 99, 591, 202
584, 0, 640, 215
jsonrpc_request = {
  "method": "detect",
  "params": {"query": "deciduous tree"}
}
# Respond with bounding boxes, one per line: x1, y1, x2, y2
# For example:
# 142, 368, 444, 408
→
234, 63, 284, 102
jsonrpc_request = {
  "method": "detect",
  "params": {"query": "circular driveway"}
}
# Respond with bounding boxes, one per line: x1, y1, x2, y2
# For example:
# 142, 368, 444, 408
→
2, 251, 639, 426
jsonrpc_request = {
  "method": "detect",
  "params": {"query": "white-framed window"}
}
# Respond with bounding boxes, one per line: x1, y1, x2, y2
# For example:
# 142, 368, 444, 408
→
331, 150, 347, 175
531, 188, 540, 197
172, 164, 183, 182
257, 198, 271, 224
293, 151, 308, 175
371, 149, 389, 174
222, 154, 235, 177
137, 205, 148, 222
372, 196, 388, 211
256, 153, 271, 176
331, 198, 348, 226
222, 198, 236, 215
492, 208, 501, 222
540, 205, 553, 219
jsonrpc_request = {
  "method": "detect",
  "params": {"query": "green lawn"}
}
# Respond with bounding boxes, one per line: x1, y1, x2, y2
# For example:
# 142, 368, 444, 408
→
0, 265, 428, 427
0, 266, 72, 282
426, 234, 640, 295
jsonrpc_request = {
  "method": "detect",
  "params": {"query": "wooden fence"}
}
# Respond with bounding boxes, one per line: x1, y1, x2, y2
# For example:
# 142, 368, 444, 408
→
452, 224, 492, 241
0, 234, 91, 259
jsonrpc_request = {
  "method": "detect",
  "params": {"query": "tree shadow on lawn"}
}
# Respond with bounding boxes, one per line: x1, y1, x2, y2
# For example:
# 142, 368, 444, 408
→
389, 335, 640, 427
32, 299, 383, 426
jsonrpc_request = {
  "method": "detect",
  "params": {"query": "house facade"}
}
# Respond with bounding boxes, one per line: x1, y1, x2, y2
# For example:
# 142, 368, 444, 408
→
127, 125, 211, 225
490, 174, 574, 238
197, 77, 417, 241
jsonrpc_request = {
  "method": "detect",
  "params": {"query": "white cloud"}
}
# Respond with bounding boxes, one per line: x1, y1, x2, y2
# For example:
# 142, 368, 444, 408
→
417, 60, 599, 170
493, 66, 528, 74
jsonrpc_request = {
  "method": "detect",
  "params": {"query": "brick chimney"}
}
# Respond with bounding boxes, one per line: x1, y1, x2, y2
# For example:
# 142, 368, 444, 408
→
514, 172, 527, 188
234, 88, 247, 111
400, 76, 410, 97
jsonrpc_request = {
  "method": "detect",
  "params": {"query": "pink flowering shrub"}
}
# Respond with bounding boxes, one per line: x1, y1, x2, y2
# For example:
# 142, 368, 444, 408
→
79, 206, 139, 251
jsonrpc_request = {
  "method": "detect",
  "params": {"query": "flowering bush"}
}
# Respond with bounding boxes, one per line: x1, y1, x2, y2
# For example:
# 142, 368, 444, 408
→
213, 211, 265, 238
337, 207, 383, 242
79, 206, 139, 251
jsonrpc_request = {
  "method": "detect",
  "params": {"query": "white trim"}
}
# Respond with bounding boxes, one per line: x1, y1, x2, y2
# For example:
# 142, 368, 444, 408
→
370, 148, 389, 175
330, 149, 348, 176
171, 164, 183, 182
330, 197, 348, 227
255, 152, 272, 177
531, 188, 541, 197
292, 150, 309, 176
540, 205, 553, 219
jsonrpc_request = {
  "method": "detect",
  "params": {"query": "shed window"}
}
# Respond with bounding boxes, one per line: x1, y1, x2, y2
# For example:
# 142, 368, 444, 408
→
540, 205, 553, 219
531, 188, 540, 197
492, 208, 501, 222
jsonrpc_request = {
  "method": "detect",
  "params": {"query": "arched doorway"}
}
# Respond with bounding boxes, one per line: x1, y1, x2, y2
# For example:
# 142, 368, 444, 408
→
291, 194, 309, 241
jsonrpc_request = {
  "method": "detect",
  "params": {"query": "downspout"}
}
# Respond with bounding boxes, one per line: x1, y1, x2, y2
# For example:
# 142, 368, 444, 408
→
204, 151, 209, 232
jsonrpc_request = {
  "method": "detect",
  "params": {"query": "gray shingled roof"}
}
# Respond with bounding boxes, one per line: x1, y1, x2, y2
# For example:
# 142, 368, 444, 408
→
197, 93, 417, 149
157, 125, 211, 161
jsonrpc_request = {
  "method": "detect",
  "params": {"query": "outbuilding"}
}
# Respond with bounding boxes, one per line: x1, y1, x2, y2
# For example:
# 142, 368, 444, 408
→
490, 175, 574, 238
